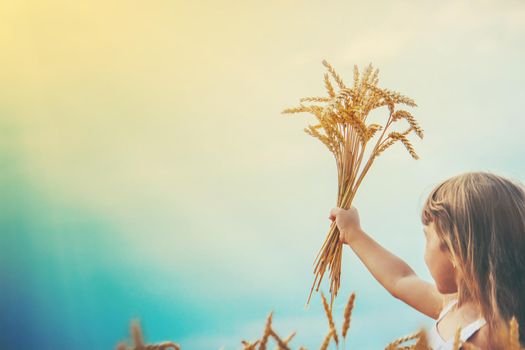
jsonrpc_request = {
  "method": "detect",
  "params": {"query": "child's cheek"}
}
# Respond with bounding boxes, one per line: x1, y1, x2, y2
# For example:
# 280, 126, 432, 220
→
423, 243, 430, 267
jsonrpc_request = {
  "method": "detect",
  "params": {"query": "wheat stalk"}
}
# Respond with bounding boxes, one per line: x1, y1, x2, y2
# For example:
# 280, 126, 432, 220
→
384, 330, 422, 350
259, 312, 274, 350
341, 292, 356, 339
321, 291, 339, 347
320, 329, 335, 350
452, 325, 462, 350
412, 329, 430, 350
510, 316, 521, 350
115, 319, 180, 350
282, 60, 423, 306
270, 329, 295, 350
243, 340, 261, 350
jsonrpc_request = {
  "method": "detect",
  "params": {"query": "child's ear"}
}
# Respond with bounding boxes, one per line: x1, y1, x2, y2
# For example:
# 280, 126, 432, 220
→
439, 240, 450, 252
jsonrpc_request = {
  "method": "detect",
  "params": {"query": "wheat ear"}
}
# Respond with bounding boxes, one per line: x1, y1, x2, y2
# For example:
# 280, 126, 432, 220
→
321, 292, 339, 346
341, 292, 356, 339
452, 325, 462, 350
259, 312, 273, 350
320, 329, 335, 350
510, 316, 520, 350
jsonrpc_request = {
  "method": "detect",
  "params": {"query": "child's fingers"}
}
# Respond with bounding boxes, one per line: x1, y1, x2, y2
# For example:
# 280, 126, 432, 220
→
329, 207, 341, 221
339, 231, 345, 243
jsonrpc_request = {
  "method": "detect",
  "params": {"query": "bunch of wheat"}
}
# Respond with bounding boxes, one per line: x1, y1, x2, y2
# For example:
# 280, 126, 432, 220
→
281, 60, 424, 307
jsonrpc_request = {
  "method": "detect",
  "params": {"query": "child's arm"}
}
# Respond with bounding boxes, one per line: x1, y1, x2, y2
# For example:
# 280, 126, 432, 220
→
329, 207, 449, 320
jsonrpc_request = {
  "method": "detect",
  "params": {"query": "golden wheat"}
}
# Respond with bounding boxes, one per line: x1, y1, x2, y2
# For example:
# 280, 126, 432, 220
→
268, 330, 289, 350
281, 331, 297, 349
259, 311, 274, 350
341, 292, 356, 339
243, 340, 261, 350
320, 291, 339, 346
511, 316, 521, 350
117, 293, 524, 350
282, 60, 424, 306
452, 325, 462, 350
413, 329, 429, 350
384, 330, 421, 350
319, 329, 335, 350
116, 319, 180, 350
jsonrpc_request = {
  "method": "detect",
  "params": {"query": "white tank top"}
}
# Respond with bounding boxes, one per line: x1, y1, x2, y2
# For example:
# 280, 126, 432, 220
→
426, 298, 486, 350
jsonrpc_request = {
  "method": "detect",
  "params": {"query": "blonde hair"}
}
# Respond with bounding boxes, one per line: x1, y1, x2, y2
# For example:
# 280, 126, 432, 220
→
421, 171, 525, 347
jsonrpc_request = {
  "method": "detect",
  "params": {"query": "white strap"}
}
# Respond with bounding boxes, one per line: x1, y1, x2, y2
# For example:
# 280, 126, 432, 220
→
437, 299, 458, 321
460, 318, 487, 341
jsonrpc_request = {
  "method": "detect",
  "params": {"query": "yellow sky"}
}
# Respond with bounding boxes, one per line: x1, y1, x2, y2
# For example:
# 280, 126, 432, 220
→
1, 0, 524, 295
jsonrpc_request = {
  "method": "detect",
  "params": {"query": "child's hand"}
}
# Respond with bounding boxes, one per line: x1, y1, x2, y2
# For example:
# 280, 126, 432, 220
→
329, 206, 363, 245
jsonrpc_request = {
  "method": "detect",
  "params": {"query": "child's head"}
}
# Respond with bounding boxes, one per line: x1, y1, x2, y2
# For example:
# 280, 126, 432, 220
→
421, 171, 525, 344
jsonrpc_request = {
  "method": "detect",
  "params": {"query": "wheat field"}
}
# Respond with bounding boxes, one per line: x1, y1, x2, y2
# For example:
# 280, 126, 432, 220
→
116, 292, 523, 350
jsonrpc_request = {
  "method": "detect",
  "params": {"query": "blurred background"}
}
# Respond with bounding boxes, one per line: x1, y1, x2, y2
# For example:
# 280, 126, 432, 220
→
1, 0, 524, 349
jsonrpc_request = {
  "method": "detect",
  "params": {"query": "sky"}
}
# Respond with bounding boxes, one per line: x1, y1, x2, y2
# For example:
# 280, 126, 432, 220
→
1, 0, 525, 349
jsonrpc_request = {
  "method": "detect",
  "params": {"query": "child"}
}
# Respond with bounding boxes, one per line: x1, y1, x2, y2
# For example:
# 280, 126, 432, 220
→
329, 171, 525, 349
